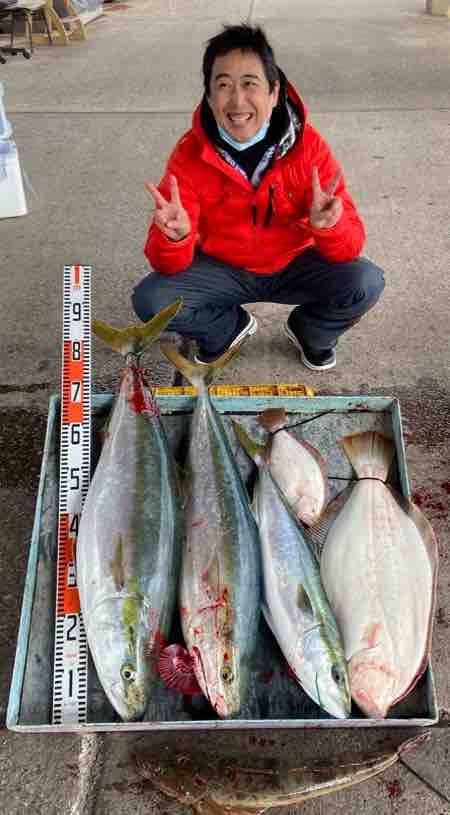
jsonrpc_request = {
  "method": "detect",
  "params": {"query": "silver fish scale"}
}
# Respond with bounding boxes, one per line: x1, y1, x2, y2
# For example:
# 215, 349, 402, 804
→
181, 391, 261, 710
77, 375, 182, 720
254, 465, 350, 718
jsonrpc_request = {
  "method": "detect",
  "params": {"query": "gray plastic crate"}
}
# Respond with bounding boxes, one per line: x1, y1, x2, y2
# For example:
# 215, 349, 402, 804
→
7, 392, 438, 732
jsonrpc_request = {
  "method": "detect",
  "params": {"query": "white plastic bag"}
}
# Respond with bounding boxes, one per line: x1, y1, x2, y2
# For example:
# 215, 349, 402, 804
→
0, 80, 28, 218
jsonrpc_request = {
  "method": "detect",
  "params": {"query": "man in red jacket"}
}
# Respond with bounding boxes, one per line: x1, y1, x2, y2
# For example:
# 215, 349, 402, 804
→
132, 24, 385, 370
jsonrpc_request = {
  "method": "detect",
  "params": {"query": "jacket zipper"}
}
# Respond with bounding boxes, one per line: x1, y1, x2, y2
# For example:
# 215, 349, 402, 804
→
251, 185, 275, 228
263, 185, 275, 227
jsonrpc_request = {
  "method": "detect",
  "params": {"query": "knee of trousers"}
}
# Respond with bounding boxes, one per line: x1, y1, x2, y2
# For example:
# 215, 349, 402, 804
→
131, 274, 180, 322
334, 258, 386, 310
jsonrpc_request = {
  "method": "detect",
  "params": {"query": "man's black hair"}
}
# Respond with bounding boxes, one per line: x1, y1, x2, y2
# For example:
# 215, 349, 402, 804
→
203, 24, 279, 94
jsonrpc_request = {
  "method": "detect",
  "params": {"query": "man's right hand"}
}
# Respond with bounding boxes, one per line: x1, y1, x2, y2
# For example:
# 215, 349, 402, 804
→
145, 174, 191, 242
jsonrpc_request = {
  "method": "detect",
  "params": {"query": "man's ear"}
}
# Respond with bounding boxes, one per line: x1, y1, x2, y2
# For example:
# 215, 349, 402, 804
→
272, 80, 280, 107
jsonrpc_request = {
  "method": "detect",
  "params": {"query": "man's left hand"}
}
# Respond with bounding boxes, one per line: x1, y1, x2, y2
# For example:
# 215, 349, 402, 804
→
309, 166, 343, 230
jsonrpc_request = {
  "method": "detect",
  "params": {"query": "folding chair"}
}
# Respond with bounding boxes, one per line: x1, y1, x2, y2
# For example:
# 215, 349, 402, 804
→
0, 0, 52, 60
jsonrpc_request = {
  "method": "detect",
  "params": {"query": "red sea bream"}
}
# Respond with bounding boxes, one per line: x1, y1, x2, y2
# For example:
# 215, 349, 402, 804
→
258, 408, 328, 526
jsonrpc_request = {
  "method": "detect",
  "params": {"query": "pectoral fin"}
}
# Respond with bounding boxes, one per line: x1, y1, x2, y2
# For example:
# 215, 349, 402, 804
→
306, 486, 352, 558
297, 584, 315, 622
232, 421, 266, 466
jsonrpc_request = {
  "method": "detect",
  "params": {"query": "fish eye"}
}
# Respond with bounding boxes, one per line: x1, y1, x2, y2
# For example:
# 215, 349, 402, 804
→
121, 663, 136, 682
331, 664, 343, 684
221, 665, 234, 683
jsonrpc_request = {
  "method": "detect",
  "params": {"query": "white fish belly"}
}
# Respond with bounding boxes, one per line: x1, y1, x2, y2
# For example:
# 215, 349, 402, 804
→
269, 432, 326, 524
77, 395, 168, 621
257, 485, 319, 689
321, 482, 433, 700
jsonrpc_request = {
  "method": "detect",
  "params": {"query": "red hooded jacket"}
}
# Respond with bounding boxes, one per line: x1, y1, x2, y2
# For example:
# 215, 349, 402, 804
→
145, 81, 366, 276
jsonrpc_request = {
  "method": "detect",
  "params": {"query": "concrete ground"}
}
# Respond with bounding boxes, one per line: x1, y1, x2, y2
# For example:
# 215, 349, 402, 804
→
0, 0, 449, 812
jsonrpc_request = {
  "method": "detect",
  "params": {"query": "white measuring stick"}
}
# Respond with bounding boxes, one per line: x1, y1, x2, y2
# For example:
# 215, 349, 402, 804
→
52, 265, 91, 725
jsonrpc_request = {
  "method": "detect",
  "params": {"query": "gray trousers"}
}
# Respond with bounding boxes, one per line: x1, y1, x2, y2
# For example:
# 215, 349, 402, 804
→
132, 248, 385, 355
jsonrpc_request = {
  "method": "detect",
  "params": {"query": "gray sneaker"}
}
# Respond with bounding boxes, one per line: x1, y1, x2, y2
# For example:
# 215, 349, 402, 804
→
284, 321, 336, 371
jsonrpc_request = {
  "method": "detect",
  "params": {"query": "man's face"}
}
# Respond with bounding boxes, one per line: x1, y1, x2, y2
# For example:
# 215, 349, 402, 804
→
207, 49, 280, 143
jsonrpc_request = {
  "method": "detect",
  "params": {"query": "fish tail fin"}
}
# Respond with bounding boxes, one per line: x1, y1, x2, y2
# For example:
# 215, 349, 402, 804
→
258, 408, 288, 433
161, 340, 242, 387
232, 421, 266, 466
93, 299, 183, 357
341, 431, 395, 481
398, 732, 432, 759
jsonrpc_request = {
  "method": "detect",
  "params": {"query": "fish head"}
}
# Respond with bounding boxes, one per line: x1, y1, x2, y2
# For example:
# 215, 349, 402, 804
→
87, 595, 151, 721
192, 638, 242, 719
300, 630, 351, 718
295, 609, 351, 719
349, 649, 396, 719
135, 751, 213, 804
314, 658, 352, 719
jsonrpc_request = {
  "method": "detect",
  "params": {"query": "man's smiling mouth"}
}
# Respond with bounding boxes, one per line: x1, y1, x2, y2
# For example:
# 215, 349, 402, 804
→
227, 113, 253, 124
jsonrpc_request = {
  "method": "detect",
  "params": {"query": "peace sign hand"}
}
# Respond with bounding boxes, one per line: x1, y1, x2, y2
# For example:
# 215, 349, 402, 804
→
309, 166, 344, 230
145, 174, 191, 242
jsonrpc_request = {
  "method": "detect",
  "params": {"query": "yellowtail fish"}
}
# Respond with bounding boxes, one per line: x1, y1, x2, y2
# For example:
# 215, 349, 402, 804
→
258, 408, 329, 526
233, 422, 350, 719
77, 301, 184, 721
317, 431, 438, 718
160, 342, 261, 719
135, 733, 429, 814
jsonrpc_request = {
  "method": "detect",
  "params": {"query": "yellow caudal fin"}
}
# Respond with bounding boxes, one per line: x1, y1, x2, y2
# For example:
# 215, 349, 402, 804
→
161, 338, 245, 388
93, 299, 183, 357
232, 420, 266, 466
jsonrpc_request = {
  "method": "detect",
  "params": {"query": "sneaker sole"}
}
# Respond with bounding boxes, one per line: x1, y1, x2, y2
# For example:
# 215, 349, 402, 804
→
194, 313, 258, 365
284, 323, 336, 371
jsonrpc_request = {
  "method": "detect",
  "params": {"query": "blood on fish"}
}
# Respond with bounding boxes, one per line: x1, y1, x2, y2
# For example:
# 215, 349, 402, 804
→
124, 367, 160, 417
198, 598, 227, 614
198, 588, 231, 620
353, 659, 399, 680
191, 517, 207, 529
148, 608, 160, 628
280, 664, 299, 684
258, 671, 274, 684
144, 629, 168, 662
441, 482, 450, 495
364, 623, 381, 649
98, 430, 111, 444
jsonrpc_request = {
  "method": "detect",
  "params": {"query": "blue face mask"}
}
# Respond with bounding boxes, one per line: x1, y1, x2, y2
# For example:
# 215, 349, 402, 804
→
218, 119, 270, 151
